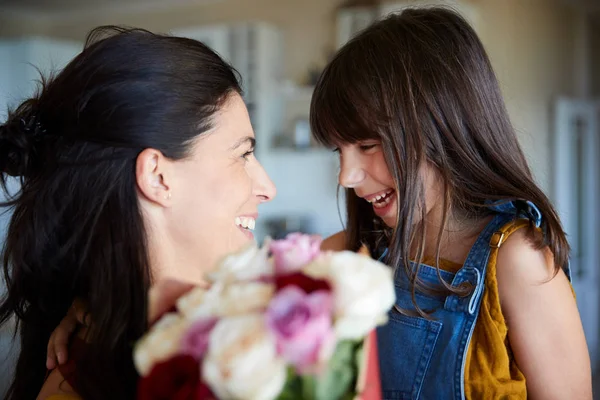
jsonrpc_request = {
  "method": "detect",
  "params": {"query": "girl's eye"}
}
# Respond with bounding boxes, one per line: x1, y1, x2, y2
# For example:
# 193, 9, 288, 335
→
359, 143, 377, 151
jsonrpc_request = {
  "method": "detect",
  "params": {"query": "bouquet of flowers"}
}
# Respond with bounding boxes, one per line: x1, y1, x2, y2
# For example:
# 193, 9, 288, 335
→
133, 233, 396, 400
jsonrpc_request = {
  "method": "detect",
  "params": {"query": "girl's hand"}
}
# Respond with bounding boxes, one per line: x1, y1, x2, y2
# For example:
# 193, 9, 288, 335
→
46, 298, 90, 370
46, 278, 200, 370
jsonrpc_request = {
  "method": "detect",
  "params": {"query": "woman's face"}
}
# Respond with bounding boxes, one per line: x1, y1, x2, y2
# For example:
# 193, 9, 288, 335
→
143, 94, 276, 283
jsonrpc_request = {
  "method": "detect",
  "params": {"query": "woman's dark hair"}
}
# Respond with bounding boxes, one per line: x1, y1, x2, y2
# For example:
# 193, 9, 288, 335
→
310, 7, 569, 313
0, 26, 241, 399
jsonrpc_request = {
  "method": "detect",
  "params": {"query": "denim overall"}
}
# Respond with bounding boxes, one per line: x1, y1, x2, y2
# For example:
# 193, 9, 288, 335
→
376, 200, 567, 400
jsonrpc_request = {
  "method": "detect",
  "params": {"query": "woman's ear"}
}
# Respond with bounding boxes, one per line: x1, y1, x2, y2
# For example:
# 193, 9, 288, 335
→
136, 148, 172, 207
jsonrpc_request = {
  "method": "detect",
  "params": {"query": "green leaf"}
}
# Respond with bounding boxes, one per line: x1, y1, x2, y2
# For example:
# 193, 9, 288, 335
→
301, 375, 317, 400
314, 340, 361, 400
275, 340, 363, 400
276, 367, 304, 400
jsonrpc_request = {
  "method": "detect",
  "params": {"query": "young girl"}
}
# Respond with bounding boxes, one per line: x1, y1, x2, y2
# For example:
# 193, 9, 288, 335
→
314, 7, 591, 400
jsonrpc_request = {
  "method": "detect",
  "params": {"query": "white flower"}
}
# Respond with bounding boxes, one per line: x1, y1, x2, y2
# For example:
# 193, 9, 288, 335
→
207, 239, 274, 283
303, 251, 396, 340
133, 313, 189, 376
176, 281, 275, 321
202, 314, 287, 400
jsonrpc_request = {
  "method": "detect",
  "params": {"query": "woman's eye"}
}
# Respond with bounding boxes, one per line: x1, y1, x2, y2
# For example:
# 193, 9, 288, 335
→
242, 149, 254, 161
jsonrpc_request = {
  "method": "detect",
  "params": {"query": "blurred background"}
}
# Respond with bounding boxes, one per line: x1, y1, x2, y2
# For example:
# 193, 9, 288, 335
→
0, 0, 599, 396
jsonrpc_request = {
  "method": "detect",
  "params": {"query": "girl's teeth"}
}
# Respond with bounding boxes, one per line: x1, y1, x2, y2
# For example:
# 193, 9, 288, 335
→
368, 190, 393, 203
373, 194, 393, 208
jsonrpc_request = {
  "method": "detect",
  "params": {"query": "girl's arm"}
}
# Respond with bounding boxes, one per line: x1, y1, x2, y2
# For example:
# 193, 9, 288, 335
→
321, 231, 347, 251
497, 229, 592, 399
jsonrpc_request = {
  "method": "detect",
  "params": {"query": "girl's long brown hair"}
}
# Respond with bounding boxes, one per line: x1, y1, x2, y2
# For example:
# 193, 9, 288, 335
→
310, 7, 569, 315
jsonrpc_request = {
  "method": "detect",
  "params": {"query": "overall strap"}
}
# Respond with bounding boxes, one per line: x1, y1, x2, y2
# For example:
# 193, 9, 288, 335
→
486, 199, 571, 280
444, 212, 515, 313
444, 199, 547, 312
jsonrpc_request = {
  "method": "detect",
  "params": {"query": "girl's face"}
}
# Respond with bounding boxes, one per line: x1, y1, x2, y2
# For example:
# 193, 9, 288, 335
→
336, 140, 441, 229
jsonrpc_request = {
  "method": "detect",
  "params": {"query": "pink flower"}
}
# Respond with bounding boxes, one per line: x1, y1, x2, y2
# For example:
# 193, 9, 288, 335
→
180, 318, 218, 361
266, 286, 335, 373
270, 233, 322, 274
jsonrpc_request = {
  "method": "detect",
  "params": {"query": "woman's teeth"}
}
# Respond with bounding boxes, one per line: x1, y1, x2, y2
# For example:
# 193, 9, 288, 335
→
235, 217, 256, 230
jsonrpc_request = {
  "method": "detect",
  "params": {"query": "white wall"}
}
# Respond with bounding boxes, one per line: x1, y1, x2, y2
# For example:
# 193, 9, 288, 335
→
258, 149, 343, 240
1, 37, 81, 111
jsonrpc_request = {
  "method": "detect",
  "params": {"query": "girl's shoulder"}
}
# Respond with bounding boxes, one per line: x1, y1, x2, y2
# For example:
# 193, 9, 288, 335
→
495, 220, 557, 286
321, 230, 347, 251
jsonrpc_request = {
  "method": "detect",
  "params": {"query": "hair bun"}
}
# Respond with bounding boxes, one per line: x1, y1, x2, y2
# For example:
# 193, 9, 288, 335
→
0, 100, 44, 178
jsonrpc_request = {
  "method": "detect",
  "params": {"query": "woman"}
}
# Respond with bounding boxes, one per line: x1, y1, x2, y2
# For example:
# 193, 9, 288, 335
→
0, 26, 275, 400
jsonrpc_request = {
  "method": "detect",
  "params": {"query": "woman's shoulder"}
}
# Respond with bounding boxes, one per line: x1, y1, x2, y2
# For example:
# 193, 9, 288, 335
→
321, 231, 347, 251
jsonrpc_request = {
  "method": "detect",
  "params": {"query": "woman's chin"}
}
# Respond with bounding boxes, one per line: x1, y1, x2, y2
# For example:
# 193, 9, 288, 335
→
236, 225, 255, 241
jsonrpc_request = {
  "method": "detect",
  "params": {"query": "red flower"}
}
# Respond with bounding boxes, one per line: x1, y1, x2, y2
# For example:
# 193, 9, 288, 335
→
137, 354, 215, 400
275, 272, 331, 294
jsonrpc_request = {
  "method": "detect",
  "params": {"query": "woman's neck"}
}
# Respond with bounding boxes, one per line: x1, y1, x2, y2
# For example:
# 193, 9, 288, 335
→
146, 228, 207, 286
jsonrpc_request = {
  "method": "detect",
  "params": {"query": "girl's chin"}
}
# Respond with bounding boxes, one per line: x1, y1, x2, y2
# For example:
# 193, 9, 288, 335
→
381, 215, 397, 229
